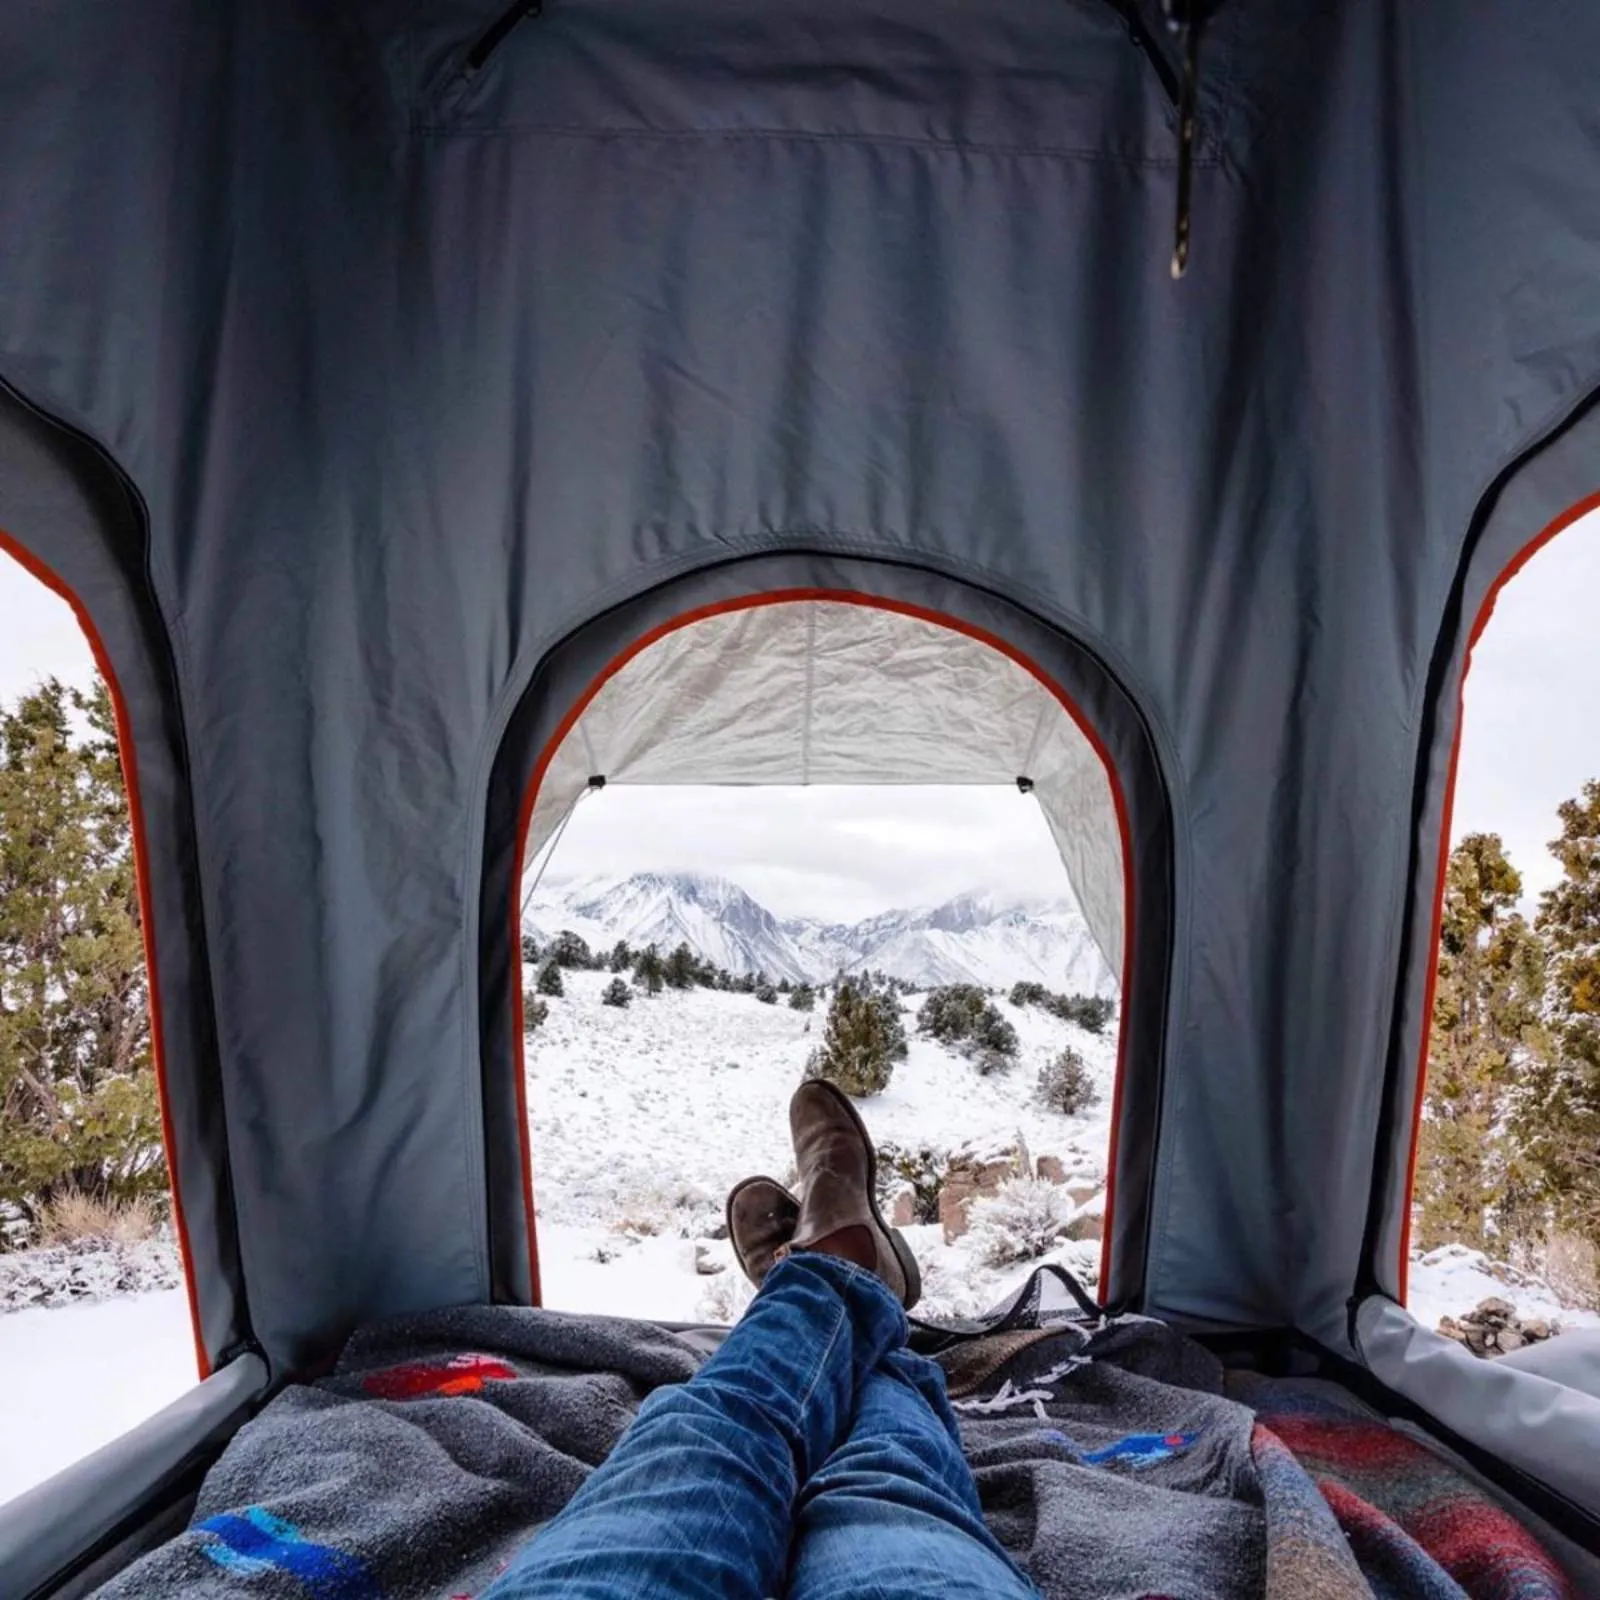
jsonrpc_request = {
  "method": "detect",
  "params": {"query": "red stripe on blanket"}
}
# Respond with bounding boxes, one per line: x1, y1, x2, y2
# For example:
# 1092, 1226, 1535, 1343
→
1256, 1415, 1423, 1473
361, 1354, 519, 1400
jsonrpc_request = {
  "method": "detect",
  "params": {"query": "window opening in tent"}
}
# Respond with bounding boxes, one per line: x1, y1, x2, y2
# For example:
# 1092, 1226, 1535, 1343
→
518, 781, 1124, 1327
0, 546, 193, 1507
1407, 507, 1600, 1343
508, 596, 1135, 1323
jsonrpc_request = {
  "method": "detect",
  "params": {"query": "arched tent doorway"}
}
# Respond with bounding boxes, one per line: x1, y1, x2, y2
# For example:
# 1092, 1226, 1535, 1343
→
478, 558, 1177, 1317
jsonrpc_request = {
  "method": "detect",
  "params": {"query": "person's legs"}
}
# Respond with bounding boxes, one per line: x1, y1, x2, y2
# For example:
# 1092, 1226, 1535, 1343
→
786, 1346, 1040, 1600
481, 1253, 904, 1600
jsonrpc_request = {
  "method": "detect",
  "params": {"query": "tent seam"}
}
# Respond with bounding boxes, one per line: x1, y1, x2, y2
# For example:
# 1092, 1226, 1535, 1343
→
414, 120, 1224, 170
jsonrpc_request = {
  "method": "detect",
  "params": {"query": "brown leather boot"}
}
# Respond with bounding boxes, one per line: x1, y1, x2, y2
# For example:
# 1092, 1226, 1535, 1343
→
782, 1079, 922, 1309
725, 1175, 800, 1288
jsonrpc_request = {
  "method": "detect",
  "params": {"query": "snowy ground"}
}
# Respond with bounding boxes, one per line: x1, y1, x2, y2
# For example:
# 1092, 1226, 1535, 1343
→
1407, 1243, 1598, 1334
0, 1289, 194, 1505
527, 972, 1117, 1322
1, 975, 1595, 1510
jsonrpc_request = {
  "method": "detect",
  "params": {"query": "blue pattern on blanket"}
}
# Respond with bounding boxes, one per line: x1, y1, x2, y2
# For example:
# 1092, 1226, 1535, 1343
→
196, 1506, 383, 1600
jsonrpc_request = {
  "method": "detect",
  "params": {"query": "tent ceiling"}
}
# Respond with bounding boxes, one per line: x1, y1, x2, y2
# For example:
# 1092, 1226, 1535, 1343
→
524, 600, 1126, 971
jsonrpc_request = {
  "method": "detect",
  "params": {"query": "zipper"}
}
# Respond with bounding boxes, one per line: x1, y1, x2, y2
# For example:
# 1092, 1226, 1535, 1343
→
1093, 0, 1182, 109
461, 0, 543, 84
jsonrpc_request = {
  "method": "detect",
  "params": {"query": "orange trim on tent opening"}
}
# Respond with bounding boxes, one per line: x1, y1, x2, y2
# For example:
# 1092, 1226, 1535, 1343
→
509, 589, 1140, 1308
1396, 488, 1600, 1305
0, 528, 210, 1378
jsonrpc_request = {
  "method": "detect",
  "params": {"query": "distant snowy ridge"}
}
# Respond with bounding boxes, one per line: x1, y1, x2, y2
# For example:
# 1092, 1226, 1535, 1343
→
525, 871, 1116, 994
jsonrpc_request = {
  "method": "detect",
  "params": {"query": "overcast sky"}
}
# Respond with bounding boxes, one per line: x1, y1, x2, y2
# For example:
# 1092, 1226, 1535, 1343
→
4, 512, 1598, 918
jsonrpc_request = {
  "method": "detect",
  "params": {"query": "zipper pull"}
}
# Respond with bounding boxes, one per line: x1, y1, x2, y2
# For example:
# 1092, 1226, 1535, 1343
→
463, 1, 544, 82
1163, 0, 1202, 280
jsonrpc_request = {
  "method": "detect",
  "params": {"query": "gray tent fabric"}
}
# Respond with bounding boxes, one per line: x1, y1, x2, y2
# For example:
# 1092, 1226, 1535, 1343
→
1, 0, 1599, 1526
1356, 1296, 1600, 1520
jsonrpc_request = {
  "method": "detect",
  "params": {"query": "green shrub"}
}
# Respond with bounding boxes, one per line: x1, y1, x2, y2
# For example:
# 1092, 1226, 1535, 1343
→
549, 930, 597, 969
601, 977, 632, 1008
664, 943, 702, 990
875, 1141, 948, 1223
805, 980, 907, 1097
917, 984, 1018, 1068
789, 984, 817, 1012
755, 981, 778, 1004
1037, 1046, 1097, 1114
0, 681, 167, 1222
536, 959, 564, 997
522, 994, 549, 1030
632, 945, 665, 994
1008, 981, 1116, 1035
1049, 993, 1115, 1033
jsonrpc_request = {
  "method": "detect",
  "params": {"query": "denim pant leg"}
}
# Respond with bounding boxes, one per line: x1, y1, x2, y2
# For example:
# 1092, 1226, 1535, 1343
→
483, 1255, 906, 1600
786, 1348, 1041, 1600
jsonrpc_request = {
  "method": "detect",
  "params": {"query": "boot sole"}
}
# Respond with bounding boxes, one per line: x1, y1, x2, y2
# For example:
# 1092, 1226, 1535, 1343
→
806, 1081, 923, 1312
724, 1174, 799, 1287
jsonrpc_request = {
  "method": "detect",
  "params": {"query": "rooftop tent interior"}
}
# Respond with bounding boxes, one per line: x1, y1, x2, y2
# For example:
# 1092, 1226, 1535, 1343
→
2, 0, 1600, 1592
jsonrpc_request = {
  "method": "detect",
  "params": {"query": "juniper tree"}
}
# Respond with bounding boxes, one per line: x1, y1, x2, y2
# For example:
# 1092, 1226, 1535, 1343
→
804, 979, 907, 1097
664, 942, 699, 990
549, 930, 595, 969
632, 944, 665, 995
1524, 784, 1600, 1255
917, 984, 1018, 1068
0, 681, 164, 1217
1415, 834, 1546, 1253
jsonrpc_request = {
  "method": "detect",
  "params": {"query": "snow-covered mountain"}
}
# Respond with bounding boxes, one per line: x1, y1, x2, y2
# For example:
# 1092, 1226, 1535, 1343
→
526, 872, 1116, 995
531, 871, 816, 984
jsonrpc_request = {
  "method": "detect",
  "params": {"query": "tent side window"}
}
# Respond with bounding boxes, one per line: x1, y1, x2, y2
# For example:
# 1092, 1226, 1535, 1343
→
1407, 510, 1600, 1338
0, 547, 193, 1504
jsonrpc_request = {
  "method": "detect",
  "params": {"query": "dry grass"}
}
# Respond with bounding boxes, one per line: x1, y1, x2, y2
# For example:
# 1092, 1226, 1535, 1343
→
611, 1215, 663, 1238
37, 1191, 160, 1248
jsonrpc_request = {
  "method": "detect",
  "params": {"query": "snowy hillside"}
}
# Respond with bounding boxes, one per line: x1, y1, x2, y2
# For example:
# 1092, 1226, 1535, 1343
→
526, 968, 1118, 1324
527, 872, 1116, 995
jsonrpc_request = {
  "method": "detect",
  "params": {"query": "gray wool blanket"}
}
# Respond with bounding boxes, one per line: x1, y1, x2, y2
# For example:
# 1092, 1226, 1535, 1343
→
91, 1288, 1578, 1600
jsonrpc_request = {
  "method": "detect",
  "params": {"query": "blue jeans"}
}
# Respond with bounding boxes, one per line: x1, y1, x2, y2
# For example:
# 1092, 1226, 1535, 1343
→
484, 1254, 1039, 1599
